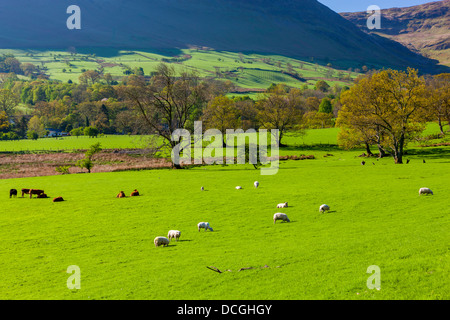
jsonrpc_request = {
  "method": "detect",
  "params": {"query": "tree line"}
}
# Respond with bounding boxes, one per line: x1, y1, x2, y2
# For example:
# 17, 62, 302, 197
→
0, 56, 448, 165
0, 61, 343, 143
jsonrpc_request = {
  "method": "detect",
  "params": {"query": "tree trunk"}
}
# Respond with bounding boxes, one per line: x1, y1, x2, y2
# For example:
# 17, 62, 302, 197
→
365, 142, 374, 156
438, 118, 445, 135
393, 135, 405, 164
377, 144, 387, 158
278, 131, 287, 148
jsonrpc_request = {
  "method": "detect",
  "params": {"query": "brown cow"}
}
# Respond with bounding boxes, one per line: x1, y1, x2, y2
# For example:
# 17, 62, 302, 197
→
116, 191, 126, 198
130, 189, 140, 197
21, 188, 31, 197
37, 193, 49, 198
10, 189, 17, 198
29, 189, 45, 199
53, 197, 64, 202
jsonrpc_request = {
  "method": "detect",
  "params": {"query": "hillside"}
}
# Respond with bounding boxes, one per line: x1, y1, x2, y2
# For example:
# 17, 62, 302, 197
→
0, 0, 446, 73
341, 0, 450, 66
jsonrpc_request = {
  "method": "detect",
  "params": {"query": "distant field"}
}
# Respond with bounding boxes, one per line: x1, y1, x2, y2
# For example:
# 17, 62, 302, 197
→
0, 48, 359, 92
0, 122, 446, 154
0, 135, 148, 152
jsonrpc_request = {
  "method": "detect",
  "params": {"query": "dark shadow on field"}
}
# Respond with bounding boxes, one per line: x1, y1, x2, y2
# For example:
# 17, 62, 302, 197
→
176, 239, 193, 243
316, 210, 337, 214
274, 221, 297, 224
282, 144, 341, 152
405, 147, 450, 160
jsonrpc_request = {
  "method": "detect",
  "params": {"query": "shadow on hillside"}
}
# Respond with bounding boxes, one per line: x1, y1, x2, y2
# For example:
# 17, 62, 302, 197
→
76, 47, 183, 58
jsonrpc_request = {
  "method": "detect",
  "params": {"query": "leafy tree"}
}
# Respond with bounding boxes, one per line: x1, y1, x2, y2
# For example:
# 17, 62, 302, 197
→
70, 127, 84, 138
339, 68, 427, 164
27, 130, 39, 140
27, 115, 46, 138
0, 88, 19, 117
318, 98, 333, 113
79, 70, 101, 86
315, 80, 330, 92
83, 126, 99, 138
425, 73, 450, 135
76, 143, 102, 173
0, 111, 10, 132
201, 95, 241, 146
256, 85, 304, 147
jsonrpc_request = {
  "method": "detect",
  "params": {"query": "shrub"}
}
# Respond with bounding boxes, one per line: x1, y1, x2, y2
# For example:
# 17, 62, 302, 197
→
55, 166, 71, 175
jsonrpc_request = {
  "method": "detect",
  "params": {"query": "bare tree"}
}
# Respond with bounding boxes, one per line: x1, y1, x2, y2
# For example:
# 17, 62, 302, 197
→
119, 63, 208, 168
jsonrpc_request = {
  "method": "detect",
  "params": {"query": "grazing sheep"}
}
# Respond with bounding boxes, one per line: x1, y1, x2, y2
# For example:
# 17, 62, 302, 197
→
154, 236, 170, 247
319, 204, 330, 213
277, 202, 288, 208
254, 181, 259, 188
273, 213, 290, 224
168, 230, 181, 242
198, 222, 213, 232
419, 188, 433, 196
236, 186, 242, 189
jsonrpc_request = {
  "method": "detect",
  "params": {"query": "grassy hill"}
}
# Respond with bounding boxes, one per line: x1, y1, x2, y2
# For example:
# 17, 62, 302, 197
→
1, 48, 359, 96
0, 0, 445, 73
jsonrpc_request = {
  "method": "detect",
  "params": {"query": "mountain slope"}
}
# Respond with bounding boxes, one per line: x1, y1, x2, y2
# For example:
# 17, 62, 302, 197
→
0, 0, 446, 73
341, 0, 450, 66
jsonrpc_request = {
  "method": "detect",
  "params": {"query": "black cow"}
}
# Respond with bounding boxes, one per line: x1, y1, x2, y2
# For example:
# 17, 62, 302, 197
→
10, 189, 17, 198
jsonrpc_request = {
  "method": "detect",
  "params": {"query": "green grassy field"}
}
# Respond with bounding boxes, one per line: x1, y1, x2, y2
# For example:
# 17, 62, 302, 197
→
0, 125, 449, 300
0, 149, 448, 299
1, 48, 358, 91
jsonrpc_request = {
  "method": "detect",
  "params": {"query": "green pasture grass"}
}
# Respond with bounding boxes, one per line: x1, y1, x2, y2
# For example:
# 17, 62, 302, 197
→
0, 135, 148, 152
0, 148, 448, 299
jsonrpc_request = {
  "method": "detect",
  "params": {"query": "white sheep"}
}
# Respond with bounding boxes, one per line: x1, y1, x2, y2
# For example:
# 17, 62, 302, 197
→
419, 188, 433, 196
168, 230, 181, 242
254, 181, 259, 188
277, 202, 288, 208
198, 222, 213, 232
236, 186, 242, 189
319, 204, 330, 213
154, 236, 170, 247
201, 186, 204, 191
273, 213, 290, 224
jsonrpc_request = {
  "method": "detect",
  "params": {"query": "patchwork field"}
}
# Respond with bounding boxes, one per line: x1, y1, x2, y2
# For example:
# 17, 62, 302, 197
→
0, 48, 358, 94
0, 126, 449, 300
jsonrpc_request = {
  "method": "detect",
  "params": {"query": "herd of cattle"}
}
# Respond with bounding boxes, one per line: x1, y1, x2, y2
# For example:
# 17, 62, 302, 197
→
9, 188, 64, 202
8, 188, 143, 201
